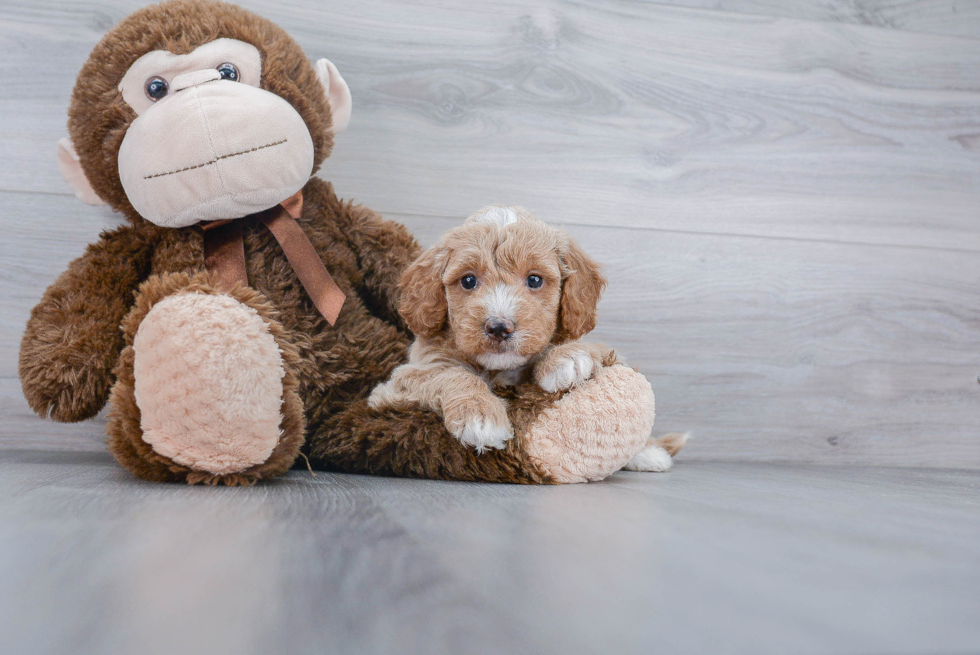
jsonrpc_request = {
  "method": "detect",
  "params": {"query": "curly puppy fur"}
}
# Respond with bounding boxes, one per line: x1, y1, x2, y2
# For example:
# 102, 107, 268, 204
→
369, 206, 613, 453
21, 1, 583, 485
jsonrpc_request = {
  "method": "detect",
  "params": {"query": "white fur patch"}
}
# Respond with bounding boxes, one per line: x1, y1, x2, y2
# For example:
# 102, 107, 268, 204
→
366, 380, 396, 410
537, 352, 594, 393
453, 416, 513, 453
483, 283, 519, 320
623, 444, 673, 472
471, 206, 519, 227
476, 351, 528, 370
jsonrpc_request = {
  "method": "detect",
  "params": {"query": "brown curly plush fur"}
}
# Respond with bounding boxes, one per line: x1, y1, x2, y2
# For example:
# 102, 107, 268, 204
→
20, 0, 564, 485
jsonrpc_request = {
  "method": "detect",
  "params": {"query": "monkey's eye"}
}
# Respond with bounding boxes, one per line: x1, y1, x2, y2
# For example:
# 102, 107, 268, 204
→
460, 275, 478, 290
217, 63, 239, 82
527, 274, 543, 289
144, 77, 169, 101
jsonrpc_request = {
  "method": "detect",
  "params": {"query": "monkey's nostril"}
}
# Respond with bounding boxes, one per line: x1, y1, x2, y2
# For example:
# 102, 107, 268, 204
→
484, 318, 515, 341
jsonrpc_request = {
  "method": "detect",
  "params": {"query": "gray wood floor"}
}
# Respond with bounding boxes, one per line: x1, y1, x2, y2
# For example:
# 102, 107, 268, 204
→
1, 453, 978, 655
1, 2, 979, 653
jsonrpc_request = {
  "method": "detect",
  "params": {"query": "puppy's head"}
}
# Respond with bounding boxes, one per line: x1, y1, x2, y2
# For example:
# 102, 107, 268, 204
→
398, 206, 606, 369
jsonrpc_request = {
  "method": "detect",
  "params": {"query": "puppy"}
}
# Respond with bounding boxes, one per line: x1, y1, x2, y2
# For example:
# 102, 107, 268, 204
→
368, 205, 614, 453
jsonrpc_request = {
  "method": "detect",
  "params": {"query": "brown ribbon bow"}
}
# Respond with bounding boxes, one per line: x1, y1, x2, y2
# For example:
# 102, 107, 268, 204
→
202, 191, 346, 325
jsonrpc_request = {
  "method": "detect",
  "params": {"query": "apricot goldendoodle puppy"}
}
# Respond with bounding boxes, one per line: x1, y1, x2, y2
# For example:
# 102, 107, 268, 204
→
369, 205, 684, 470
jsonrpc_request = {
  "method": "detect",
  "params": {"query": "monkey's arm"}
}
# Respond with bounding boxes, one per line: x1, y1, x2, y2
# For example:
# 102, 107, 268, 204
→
20, 226, 152, 422
339, 204, 422, 331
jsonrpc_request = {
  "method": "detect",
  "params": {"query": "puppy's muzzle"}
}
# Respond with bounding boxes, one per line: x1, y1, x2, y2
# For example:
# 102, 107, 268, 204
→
484, 318, 515, 342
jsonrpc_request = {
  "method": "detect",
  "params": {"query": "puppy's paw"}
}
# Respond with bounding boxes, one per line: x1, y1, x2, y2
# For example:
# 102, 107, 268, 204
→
366, 381, 395, 410
366, 390, 384, 410
445, 397, 513, 453
535, 351, 595, 393
454, 416, 514, 453
622, 443, 673, 472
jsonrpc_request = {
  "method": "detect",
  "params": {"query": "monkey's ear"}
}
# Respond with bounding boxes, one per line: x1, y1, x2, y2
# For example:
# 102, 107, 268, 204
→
56, 138, 105, 206
314, 58, 352, 135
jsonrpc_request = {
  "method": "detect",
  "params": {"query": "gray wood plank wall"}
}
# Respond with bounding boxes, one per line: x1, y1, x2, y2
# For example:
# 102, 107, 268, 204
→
1, 0, 977, 467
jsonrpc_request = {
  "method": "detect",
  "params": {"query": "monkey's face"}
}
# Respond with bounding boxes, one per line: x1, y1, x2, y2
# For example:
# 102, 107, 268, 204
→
116, 38, 318, 227
57, 2, 352, 228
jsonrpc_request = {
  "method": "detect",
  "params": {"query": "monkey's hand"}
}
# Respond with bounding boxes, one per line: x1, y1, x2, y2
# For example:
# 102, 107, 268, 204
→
20, 227, 151, 422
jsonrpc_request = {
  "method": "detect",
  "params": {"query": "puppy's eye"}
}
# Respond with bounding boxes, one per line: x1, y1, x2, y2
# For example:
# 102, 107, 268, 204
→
216, 63, 239, 81
460, 275, 478, 290
527, 274, 543, 289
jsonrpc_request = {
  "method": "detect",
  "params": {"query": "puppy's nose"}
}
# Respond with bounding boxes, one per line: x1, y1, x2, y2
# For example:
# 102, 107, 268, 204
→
484, 318, 515, 341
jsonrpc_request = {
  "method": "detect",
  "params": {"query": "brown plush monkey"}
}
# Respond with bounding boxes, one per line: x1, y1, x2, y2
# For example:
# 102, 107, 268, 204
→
20, 0, 660, 485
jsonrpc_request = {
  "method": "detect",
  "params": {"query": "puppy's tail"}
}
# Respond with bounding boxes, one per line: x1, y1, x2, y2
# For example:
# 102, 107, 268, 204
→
653, 432, 690, 457
622, 432, 690, 472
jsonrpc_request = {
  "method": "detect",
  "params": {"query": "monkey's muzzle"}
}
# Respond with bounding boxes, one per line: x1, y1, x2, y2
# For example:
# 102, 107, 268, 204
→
118, 79, 315, 228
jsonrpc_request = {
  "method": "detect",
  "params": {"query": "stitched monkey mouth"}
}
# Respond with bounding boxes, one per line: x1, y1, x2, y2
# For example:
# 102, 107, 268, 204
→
143, 138, 288, 180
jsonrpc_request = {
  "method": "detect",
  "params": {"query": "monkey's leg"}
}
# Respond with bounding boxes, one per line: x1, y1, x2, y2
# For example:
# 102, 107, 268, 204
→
516, 363, 656, 483
306, 361, 654, 484
106, 272, 305, 486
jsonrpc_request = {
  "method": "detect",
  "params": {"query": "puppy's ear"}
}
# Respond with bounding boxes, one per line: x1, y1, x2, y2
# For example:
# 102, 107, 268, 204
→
398, 246, 448, 337
555, 238, 606, 342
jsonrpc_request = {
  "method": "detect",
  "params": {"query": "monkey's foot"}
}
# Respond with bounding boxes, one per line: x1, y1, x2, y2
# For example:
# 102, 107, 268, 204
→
108, 273, 304, 485
524, 365, 655, 483
135, 291, 287, 473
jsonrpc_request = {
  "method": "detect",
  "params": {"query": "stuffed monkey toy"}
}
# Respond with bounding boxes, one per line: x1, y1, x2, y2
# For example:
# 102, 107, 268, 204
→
20, 0, 661, 485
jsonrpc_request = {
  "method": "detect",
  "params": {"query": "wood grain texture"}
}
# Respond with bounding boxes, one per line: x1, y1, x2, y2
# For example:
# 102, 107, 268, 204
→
3, 0, 979, 248
1, 453, 978, 655
647, 0, 980, 40
1, 1, 978, 467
